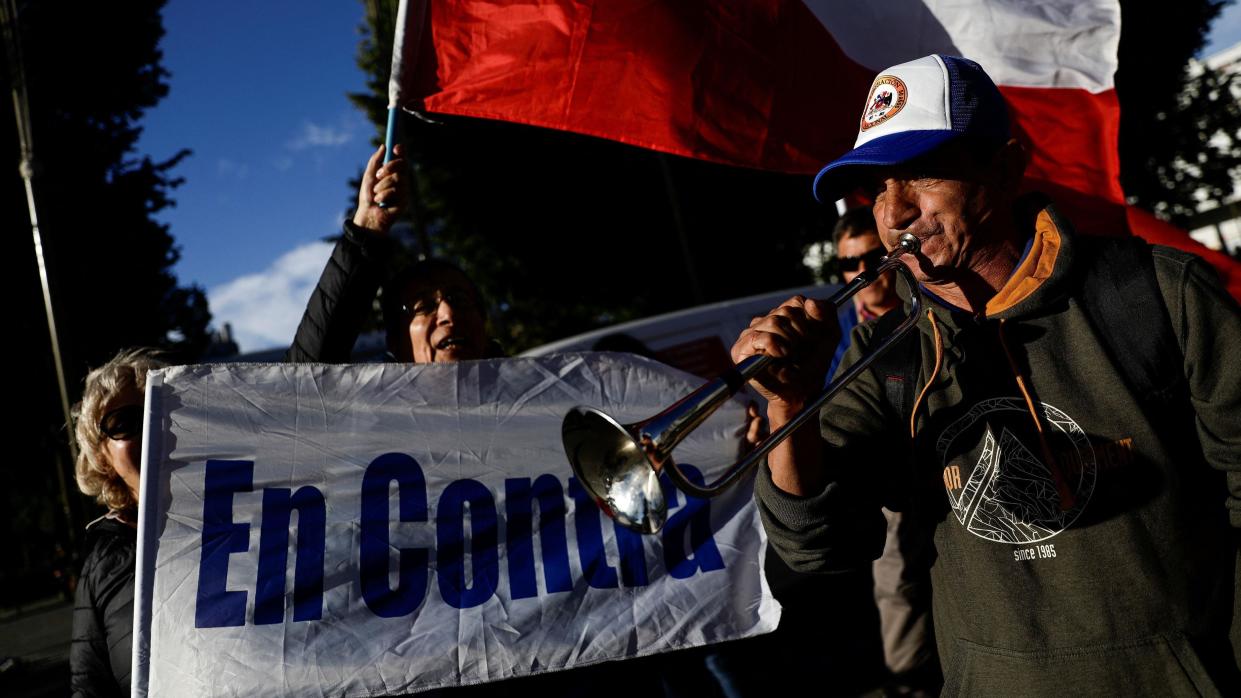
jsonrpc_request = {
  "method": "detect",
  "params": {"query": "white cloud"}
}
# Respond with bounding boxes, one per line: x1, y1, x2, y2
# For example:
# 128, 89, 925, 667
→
216, 157, 250, 179
207, 241, 335, 353
286, 120, 354, 151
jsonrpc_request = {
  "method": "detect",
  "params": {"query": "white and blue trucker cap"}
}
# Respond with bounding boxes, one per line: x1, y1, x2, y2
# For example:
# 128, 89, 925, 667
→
812, 54, 1009, 202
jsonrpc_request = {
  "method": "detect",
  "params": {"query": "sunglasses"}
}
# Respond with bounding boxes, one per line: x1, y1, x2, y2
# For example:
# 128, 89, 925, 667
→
99, 404, 142, 441
838, 247, 885, 273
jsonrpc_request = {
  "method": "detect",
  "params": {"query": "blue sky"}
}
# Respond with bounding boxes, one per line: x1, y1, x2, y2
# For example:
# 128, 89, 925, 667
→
139, 1, 1241, 353
1205, 0, 1241, 55
138, 1, 376, 352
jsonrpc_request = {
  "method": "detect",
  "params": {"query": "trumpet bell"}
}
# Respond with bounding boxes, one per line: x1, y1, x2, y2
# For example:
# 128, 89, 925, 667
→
562, 406, 667, 534
559, 233, 922, 535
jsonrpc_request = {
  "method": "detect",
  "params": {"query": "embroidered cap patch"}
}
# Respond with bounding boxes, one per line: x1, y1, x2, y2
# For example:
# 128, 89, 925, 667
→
860, 75, 907, 131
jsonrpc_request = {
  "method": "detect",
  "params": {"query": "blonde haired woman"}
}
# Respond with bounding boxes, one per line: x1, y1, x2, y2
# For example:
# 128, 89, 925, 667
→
70, 348, 164, 697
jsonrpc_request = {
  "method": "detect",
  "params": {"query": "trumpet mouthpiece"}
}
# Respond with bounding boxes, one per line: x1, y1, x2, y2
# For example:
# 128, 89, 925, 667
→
896, 232, 919, 255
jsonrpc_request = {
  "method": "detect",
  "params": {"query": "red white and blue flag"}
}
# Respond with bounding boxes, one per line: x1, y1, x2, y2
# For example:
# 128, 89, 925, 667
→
391, 0, 1241, 298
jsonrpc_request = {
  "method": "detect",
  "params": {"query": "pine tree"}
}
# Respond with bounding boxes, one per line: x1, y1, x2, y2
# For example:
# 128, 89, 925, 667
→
3, 0, 208, 596
1117, 0, 1237, 226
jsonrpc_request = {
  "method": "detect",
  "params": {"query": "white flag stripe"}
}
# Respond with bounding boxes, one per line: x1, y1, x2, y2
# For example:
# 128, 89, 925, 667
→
806, 0, 1121, 92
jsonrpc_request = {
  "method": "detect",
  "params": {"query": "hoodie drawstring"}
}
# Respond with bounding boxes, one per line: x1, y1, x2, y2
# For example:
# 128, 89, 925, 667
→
907, 314, 1074, 510
908, 310, 942, 439
997, 318, 1075, 511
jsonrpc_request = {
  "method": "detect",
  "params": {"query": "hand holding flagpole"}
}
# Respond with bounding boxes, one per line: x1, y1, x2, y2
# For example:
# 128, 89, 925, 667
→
353, 145, 409, 234
379, 0, 419, 206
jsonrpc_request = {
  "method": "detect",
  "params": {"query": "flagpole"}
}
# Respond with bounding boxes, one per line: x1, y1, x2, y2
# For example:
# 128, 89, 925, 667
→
380, 0, 434, 257
383, 0, 413, 173
2, 0, 80, 547
383, 106, 399, 165
377, 106, 398, 212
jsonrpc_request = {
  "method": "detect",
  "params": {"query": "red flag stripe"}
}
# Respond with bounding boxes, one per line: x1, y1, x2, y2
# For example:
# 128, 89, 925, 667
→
415, 1, 1127, 185
415, 0, 869, 173
407, 0, 1241, 298
1002, 86, 1125, 205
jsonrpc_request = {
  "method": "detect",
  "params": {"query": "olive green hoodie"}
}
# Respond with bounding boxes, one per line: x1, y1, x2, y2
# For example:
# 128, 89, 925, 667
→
757, 203, 1241, 696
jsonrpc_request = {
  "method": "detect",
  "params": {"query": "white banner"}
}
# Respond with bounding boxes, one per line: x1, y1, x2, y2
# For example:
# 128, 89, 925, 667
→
132, 354, 779, 697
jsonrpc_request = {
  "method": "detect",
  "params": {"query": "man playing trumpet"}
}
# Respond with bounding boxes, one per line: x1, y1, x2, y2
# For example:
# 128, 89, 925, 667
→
735, 54, 1241, 695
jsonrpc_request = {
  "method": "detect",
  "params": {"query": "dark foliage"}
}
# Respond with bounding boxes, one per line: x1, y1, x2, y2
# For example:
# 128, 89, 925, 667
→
1117, 0, 1238, 225
3, 0, 207, 602
1136, 64, 1241, 225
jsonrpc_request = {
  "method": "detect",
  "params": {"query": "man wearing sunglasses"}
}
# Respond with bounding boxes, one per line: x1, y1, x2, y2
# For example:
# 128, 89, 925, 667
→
828, 207, 901, 377
836, 208, 900, 323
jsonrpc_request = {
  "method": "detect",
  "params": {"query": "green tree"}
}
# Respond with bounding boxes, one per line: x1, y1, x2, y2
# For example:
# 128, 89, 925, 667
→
3, 0, 208, 600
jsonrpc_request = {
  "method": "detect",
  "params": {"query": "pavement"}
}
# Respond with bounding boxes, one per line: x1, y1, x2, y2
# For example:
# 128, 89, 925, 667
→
0, 597, 72, 697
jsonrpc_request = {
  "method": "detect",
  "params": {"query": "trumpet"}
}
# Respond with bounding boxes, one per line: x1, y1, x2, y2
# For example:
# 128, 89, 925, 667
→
561, 233, 922, 533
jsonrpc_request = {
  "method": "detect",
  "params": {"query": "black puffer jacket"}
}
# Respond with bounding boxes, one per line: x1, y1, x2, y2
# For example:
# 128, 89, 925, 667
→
70, 516, 136, 698
285, 221, 396, 363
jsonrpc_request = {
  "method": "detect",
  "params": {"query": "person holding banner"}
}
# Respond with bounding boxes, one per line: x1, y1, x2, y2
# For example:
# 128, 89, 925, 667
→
283, 148, 777, 697
70, 348, 166, 697
736, 54, 1241, 694
287, 144, 497, 364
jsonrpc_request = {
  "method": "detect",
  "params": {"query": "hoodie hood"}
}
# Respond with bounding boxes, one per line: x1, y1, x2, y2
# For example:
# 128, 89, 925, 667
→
984, 198, 1079, 321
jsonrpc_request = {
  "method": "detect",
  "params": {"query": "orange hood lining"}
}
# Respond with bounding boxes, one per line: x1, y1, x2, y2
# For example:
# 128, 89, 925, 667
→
984, 210, 1062, 317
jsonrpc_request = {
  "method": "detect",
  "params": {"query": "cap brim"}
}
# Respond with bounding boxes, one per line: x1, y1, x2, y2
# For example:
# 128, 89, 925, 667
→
812, 130, 962, 203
